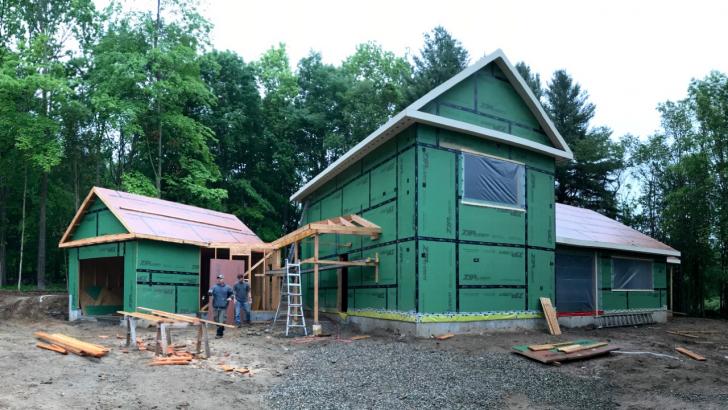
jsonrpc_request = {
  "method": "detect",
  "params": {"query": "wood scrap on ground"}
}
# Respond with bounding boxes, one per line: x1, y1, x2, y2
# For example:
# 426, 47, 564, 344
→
557, 342, 608, 353
220, 364, 235, 372
36, 342, 68, 355
667, 331, 701, 339
539, 297, 561, 336
148, 357, 192, 366
434, 333, 455, 340
35, 332, 109, 358
528, 341, 579, 351
514, 339, 618, 365
675, 346, 706, 361
350, 335, 370, 341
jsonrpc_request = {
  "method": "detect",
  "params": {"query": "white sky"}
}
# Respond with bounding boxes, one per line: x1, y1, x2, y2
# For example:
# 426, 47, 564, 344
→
117, 0, 728, 140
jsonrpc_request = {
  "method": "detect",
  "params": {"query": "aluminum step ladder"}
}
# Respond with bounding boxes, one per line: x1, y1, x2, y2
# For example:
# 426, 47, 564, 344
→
272, 261, 307, 336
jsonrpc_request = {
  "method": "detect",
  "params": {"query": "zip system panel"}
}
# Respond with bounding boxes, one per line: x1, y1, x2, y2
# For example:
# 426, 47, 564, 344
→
300, 123, 557, 318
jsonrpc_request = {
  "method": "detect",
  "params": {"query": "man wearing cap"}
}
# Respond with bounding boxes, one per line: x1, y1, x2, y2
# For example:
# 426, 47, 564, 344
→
208, 275, 234, 338
233, 274, 252, 327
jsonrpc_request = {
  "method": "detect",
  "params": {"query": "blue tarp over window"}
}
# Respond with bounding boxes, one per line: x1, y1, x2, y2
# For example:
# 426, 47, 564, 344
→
462, 153, 524, 208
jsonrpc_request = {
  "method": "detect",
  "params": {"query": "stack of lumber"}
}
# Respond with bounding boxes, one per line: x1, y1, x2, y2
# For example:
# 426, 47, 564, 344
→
35, 332, 110, 358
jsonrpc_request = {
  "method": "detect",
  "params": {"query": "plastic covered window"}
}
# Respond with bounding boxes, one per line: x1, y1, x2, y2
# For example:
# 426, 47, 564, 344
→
612, 257, 653, 291
462, 152, 525, 208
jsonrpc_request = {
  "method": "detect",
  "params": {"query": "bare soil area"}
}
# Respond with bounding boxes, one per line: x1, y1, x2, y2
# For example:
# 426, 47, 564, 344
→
0, 292, 726, 409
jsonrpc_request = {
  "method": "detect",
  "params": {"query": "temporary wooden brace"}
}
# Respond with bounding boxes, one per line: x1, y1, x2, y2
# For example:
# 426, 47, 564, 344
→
313, 234, 320, 332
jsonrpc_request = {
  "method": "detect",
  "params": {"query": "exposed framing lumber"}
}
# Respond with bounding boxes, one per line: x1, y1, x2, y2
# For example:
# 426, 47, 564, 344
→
137, 307, 236, 329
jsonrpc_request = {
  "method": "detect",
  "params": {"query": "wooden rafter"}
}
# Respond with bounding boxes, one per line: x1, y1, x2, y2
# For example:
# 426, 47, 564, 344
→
266, 215, 381, 251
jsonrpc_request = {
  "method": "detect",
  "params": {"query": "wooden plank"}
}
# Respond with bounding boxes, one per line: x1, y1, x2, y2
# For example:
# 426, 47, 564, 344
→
667, 331, 700, 339
59, 233, 136, 248
34, 332, 109, 357
118, 311, 172, 323
528, 341, 579, 351
539, 297, 561, 336
37, 342, 68, 355
435, 333, 455, 340
675, 347, 706, 361
137, 307, 236, 329
557, 342, 608, 353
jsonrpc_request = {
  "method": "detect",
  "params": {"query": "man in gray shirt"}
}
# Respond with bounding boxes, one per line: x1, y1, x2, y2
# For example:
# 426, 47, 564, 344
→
233, 274, 251, 327
208, 275, 233, 338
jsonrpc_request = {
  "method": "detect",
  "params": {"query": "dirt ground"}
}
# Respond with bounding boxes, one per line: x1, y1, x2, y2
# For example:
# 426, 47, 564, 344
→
0, 292, 727, 409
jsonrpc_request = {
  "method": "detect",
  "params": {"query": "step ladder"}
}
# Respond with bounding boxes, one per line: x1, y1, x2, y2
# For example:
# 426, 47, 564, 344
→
272, 261, 307, 336
595, 313, 655, 328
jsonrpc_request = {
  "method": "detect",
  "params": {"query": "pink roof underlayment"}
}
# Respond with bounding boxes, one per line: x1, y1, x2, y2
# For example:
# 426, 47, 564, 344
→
59, 187, 263, 249
555, 203, 680, 258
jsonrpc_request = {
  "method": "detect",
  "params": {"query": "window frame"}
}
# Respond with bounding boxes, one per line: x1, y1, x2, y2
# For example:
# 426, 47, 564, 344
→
460, 150, 526, 212
611, 256, 654, 292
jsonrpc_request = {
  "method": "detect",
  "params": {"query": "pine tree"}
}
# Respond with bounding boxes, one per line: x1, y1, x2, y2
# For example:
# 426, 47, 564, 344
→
405, 26, 469, 106
545, 70, 623, 217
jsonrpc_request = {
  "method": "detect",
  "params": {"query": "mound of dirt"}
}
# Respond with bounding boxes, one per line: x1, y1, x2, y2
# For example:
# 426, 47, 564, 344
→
0, 293, 68, 321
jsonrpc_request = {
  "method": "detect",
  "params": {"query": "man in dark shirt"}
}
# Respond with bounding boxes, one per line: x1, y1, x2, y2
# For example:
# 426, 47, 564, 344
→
208, 275, 233, 338
233, 274, 251, 327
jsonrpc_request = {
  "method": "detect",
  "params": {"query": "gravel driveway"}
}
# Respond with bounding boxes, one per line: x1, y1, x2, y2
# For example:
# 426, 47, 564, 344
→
266, 338, 616, 410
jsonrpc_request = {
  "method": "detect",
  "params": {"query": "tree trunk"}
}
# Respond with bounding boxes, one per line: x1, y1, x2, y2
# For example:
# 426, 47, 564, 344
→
73, 153, 79, 210
0, 184, 6, 286
18, 169, 27, 291
36, 171, 47, 290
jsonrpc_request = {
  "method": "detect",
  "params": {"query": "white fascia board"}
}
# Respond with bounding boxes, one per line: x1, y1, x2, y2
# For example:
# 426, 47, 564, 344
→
290, 112, 414, 202
556, 236, 681, 258
666, 256, 681, 265
408, 111, 573, 160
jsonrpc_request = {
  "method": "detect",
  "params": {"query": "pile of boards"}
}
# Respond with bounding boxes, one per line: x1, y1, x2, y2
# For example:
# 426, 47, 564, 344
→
149, 350, 195, 366
35, 332, 109, 358
513, 339, 619, 365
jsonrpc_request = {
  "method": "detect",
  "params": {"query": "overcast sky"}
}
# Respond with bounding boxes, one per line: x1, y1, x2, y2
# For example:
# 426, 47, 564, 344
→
119, 0, 728, 140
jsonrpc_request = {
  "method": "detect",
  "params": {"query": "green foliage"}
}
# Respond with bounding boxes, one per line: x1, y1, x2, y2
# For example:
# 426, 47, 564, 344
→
121, 171, 159, 197
405, 26, 469, 106
515, 62, 543, 100
545, 70, 624, 217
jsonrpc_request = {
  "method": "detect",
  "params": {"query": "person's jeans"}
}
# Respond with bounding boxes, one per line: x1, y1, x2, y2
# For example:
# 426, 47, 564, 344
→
235, 300, 251, 325
214, 308, 227, 336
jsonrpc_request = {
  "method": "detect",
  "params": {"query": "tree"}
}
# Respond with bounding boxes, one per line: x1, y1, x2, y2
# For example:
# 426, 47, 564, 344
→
405, 26, 469, 106
545, 70, 624, 217
515, 61, 543, 101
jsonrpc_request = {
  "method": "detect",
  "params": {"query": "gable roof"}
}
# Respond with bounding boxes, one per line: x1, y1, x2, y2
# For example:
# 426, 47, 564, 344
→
556, 203, 680, 258
291, 49, 573, 202
59, 187, 263, 249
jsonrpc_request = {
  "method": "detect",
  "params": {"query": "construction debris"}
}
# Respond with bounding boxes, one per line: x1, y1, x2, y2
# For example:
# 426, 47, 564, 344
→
220, 364, 235, 372
149, 357, 192, 366
667, 331, 701, 339
514, 339, 618, 365
35, 332, 109, 358
350, 335, 370, 341
528, 341, 579, 351
434, 333, 455, 340
539, 297, 561, 336
557, 342, 609, 353
36, 342, 68, 355
675, 347, 706, 361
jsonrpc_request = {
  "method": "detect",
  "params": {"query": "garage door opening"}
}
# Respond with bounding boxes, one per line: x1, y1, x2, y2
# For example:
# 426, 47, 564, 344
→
79, 256, 124, 315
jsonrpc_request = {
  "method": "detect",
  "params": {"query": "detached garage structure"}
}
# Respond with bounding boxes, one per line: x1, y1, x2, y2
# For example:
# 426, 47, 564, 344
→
289, 49, 680, 335
59, 187, 264, 319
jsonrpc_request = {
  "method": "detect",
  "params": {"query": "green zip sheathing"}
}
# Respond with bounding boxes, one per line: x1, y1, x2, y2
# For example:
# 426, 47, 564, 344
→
70, 198, 127, 240
68, 239, 201, 315
595, 249, 667, 312
300, 120, 557, 318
